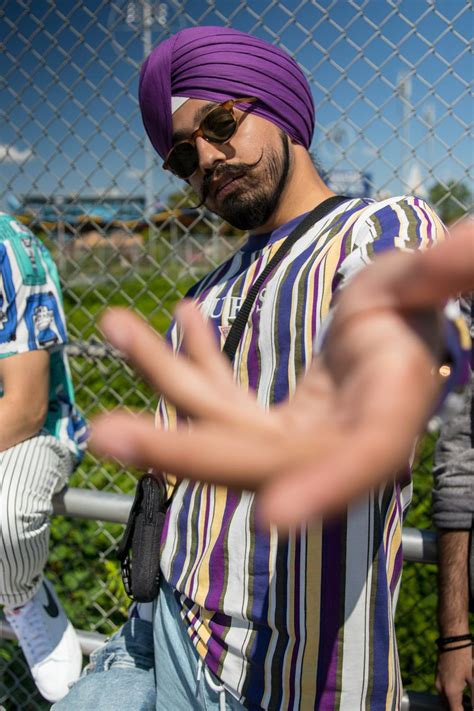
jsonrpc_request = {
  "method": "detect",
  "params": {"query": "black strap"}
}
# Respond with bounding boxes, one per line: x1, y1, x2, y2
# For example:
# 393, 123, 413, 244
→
222, 195, 349, 363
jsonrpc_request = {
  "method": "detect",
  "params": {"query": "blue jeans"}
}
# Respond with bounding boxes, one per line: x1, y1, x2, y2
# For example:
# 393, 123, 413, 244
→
153, 579, 244, 710
52, 616, 155, 711
53, 580, 244, 710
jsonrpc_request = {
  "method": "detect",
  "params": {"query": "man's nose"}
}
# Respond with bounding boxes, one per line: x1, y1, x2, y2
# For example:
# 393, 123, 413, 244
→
195, 135, 226, 173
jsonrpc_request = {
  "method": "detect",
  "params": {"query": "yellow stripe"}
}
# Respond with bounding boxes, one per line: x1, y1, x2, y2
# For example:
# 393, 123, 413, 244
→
300, 519, 323, 706
319, 234, 345, 320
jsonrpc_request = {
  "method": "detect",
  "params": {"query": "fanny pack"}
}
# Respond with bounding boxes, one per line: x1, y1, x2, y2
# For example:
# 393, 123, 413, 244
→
117, 196, 349, 602
116, 474, 167, 602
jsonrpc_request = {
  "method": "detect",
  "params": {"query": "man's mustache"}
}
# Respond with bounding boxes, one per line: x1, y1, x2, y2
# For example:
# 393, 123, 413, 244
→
192, 152, 263, 209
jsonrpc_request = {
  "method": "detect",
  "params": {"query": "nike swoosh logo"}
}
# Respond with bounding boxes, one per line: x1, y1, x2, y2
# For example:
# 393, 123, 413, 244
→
43, 583, 59, 618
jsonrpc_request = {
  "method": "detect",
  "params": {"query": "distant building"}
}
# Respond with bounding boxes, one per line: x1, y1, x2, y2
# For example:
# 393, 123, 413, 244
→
13, 193, 147, 228
12, 193, 200, 234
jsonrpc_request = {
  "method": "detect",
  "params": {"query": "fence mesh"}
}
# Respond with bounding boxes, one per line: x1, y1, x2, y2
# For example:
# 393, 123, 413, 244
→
1, 0, 472, 708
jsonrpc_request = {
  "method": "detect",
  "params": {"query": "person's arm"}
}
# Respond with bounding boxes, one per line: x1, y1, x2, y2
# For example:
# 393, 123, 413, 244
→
433, 295, 473, 710
88, 222, 473, 528
435, 529, 472, 711
0, 349, 49, 451
0, 215, 66, 452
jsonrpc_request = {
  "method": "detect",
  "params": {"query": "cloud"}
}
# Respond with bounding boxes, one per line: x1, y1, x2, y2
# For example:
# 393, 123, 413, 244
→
125, 168, 145, 180
361, 144, 379, 158
0, 144, 33, 164
92, 186, 124, 197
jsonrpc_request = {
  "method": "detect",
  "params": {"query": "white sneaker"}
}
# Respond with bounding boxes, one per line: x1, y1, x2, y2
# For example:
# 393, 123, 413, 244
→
5, 578, 82, 702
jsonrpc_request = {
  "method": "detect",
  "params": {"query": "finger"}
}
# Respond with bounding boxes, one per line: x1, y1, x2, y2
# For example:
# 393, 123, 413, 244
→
176, 300, 263, 424
90, 411, 285, 486
175, 300, 236, 388
336, 224, 474, 320
443, 690, 464, 711
406, 221, 474, 302
99, 307, 244, 423
258, 426, 413, 529
261, 361, 435, 528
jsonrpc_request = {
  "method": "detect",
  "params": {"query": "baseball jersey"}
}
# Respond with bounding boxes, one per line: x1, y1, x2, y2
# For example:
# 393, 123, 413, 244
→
158, 196, 447, 710
0, 212, 87, 459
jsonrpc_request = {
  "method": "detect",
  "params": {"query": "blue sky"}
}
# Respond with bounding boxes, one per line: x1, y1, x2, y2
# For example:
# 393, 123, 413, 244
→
1, 0, 472, 209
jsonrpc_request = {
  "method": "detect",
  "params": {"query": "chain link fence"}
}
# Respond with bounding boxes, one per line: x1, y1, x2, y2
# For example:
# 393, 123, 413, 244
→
1, 0, 472, 708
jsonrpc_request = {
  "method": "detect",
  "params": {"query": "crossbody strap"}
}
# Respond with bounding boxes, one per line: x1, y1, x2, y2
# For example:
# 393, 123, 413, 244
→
222, 195, 349, 363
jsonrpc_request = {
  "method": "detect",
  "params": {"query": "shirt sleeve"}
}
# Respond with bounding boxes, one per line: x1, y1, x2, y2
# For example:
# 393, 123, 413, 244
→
0, 213, 68, 358
316, 195, 446, 347
317, 196, 471, 425
432, 295, 474, 530
334, 195, 447, 288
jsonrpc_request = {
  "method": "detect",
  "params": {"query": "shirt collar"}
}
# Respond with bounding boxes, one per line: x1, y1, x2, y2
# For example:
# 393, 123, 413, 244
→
240, 212, 310, 253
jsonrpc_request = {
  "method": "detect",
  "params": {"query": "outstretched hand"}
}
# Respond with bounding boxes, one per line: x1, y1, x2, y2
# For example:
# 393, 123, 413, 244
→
90, 221, 473, 528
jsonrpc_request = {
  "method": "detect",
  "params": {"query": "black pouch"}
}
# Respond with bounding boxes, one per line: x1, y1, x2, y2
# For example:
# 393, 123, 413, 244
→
116, 474, 167, 602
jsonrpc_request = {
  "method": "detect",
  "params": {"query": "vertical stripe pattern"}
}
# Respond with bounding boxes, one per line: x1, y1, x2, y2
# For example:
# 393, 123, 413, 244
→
159, 196, 445, 710
0, 435, 74, 607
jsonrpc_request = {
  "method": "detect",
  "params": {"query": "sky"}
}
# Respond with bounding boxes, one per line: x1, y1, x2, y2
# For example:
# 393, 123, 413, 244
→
1, 0, 472, 210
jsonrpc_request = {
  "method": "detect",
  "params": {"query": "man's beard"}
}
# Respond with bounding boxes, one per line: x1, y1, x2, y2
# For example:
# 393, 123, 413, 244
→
204, 133, 290, 231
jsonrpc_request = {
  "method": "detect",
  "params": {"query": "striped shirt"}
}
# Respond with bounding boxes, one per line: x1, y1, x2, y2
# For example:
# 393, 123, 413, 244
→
159, 196, 445, 710
0, 213, 87, 458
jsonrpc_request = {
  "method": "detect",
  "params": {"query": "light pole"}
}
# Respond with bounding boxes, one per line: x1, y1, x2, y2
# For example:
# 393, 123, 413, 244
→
111, 1, 168, 218
141, 1, 155, 219
397, 72, 412, 191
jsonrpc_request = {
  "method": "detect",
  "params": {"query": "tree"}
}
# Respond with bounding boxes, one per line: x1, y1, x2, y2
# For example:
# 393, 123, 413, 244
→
428, 180, 471, 225
165, 185, 200, 210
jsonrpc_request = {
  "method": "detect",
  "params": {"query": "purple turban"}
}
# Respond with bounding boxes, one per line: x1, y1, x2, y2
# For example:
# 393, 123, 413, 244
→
139, 26, 315, 160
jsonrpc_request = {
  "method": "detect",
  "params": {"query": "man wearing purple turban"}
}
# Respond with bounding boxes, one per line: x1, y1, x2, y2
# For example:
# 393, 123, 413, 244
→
139, 25, 324, 233
56, 25, 452, 711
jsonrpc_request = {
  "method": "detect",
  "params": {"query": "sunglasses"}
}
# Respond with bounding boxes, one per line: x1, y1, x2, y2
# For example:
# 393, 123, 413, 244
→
163, 97, 257, 179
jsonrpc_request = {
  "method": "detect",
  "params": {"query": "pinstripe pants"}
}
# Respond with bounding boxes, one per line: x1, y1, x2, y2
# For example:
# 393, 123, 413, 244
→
0, 434, 75, 609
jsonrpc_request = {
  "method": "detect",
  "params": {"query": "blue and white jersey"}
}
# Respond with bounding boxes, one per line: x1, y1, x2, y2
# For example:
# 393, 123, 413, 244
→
0, 212, 88, 459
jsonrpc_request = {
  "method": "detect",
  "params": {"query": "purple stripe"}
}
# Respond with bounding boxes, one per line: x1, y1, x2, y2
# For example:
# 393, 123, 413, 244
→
245, 250, 274, 392
205, 617, 230, 675
246, 311, 261, 392
386, 499, 403, 597
204, 488, 241, 610
414, 200, 436, 245
390, 545, 404, 597
389, 485, 405, 596
315, 521, 344, 709
167, 483, 197, 587
161, 505, 170, 547
273, 243, 316, 402
188, 484, 212, 597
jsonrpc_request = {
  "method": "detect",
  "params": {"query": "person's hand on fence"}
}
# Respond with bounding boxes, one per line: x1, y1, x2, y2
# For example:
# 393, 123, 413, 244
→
90, 221, 473, 528
435, 646, 473, 711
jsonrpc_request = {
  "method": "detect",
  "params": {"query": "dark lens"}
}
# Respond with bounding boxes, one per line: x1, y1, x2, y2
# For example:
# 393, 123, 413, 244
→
167, 142, 199, 179
202, 107, 237, 142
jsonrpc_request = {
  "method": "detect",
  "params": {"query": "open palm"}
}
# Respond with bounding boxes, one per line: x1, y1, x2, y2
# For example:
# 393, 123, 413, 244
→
91, 222, 472, 528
